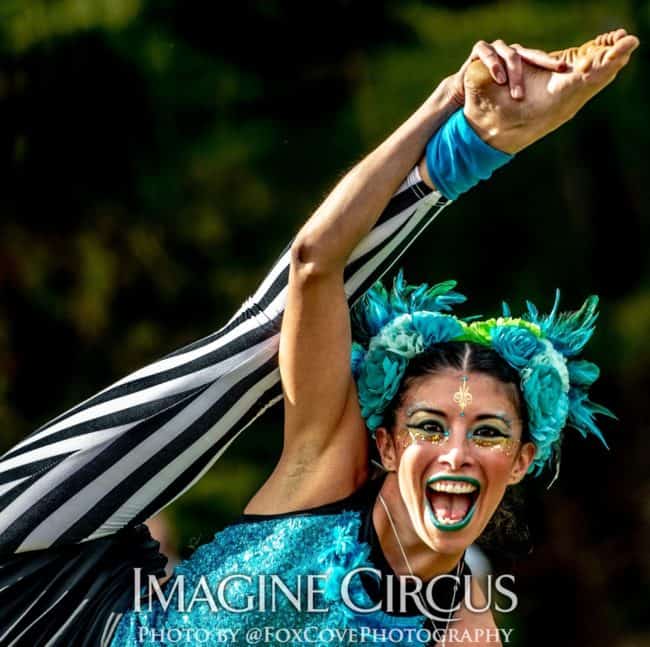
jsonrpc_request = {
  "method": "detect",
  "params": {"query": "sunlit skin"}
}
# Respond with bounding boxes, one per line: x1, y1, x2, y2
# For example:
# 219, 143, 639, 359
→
374, 369, 536, 581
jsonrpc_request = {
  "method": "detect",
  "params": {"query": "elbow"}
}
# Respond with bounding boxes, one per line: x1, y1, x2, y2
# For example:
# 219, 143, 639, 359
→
290, 235, 336, 280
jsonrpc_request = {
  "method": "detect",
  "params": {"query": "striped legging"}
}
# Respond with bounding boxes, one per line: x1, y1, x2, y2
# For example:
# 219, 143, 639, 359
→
0, 167, 449, 645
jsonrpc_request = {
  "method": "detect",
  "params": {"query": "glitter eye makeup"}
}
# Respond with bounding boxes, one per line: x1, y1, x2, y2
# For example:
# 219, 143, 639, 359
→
399, 408, 521, 456
399, 414, 449, 448
466, 425, 520, 456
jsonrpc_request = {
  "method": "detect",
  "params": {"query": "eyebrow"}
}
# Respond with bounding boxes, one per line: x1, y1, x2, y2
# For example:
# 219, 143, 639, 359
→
405, 406, 514, 428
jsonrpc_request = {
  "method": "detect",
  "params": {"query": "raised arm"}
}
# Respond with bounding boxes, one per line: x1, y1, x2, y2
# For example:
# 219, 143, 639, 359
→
261, 42, 570, 512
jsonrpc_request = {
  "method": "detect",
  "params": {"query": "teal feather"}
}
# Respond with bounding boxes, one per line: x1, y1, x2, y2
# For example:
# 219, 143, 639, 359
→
567, 387, 616, 448
351, 270, 466, 346
524, 294, 599, 357
567, 360, 600, 387
525, 300, 539, 320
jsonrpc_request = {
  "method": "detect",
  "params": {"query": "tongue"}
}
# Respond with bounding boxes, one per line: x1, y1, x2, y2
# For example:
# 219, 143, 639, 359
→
430, 492, 472, 521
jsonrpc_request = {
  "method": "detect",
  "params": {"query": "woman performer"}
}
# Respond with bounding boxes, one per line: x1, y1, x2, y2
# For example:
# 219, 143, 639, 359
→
0, 30, 638, 647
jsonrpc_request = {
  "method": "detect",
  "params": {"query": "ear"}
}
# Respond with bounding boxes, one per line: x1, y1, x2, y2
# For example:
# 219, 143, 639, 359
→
508, 441, 536, 485
375, 427, 398, 472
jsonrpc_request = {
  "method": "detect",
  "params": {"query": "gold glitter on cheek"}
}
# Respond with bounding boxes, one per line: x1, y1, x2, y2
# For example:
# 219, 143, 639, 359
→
472, 437, 520, 456
396, 428, 414, 449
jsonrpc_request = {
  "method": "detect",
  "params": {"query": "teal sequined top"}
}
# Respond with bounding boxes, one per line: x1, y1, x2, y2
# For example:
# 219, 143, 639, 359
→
111, 477, 467, 646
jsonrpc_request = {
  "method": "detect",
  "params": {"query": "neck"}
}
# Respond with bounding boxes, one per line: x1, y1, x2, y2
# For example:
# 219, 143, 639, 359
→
374, 475, 464, 581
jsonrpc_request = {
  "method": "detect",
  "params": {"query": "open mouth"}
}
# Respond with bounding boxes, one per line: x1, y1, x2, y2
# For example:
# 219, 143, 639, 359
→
425, 475, 481, 532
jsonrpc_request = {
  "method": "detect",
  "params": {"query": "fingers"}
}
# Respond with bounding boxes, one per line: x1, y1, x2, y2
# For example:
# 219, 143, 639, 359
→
471, 40, 507, 85
511, 44, 568, 72
469, 39, 568, 101
492, 40, 524, 99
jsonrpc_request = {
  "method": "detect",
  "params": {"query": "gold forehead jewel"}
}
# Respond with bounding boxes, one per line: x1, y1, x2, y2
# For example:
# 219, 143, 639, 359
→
453, 375, 472, 417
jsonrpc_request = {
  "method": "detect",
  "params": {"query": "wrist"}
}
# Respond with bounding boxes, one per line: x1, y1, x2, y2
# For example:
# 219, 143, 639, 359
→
421, 77, 464, 122
463, 106, 521, 155
424, 108, 514, 200
464, 108, 548, 154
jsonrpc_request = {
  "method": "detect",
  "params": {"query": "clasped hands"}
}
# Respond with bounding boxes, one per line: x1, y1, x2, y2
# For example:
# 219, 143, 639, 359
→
437, 30, 638, 154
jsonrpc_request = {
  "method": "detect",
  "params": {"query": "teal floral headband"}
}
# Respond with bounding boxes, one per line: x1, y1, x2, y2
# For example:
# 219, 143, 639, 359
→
350, 271, 615, 478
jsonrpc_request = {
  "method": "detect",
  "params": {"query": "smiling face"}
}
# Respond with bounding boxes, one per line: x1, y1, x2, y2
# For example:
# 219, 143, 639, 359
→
375, 368, 536, 556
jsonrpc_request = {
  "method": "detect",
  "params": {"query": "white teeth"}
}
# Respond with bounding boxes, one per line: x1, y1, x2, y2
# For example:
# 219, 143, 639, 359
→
428, 480, 477, 494
436, 515, 459, 525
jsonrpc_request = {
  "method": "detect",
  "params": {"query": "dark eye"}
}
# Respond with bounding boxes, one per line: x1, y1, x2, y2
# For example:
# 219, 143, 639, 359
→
417, 421, 445, 434
473, 426, 507, 439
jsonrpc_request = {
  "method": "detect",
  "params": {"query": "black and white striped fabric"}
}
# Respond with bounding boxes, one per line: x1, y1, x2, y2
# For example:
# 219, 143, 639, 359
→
0, 168, 447, 560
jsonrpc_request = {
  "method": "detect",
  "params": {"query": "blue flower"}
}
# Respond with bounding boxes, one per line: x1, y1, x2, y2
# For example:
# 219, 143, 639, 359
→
375, 316, 423, 359
521, 341, 570, 468
492, 325, 542, 369
411, 312, 463, 346
356, 347, 407, 431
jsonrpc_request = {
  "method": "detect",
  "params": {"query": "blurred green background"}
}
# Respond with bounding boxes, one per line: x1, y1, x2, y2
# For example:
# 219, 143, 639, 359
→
1, 1, 649, 645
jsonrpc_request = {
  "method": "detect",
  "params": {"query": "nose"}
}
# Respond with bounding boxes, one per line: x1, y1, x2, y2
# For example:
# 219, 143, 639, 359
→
437, 431, 474, 471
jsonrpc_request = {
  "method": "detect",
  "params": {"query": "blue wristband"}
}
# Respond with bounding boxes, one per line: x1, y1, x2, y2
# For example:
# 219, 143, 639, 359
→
425, 108, 513, 201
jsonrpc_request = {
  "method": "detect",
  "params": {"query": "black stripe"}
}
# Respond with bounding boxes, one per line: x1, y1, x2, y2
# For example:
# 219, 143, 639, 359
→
0, 454, 76, 486
1, 386, 210, 463
131, 380, 283, 526
0, 385, 212, 555
343, 206, 419, 284
255, 265, 289, 314
0, 472, 50, 538
342, 191, 444, 284
374, 182, 432, 228
52, 356, 280, 547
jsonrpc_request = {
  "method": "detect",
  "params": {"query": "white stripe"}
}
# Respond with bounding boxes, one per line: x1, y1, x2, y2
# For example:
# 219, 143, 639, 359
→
88, 369, 282, 540
0, 475, 30, 498
396, 164, 423, 193
0, 427, 128, 472
138, 391, 284, 531
43, 598, 89, 647
108, 250, 291, 386
347, 201, 419, 264
111, 305, 276, 385
100, 612, 114, 647
101, 611, 124, 647
16, 338, 278, 551
0, 437, 117, 548
345, 191, 442, 299
248, 248, 292, 312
